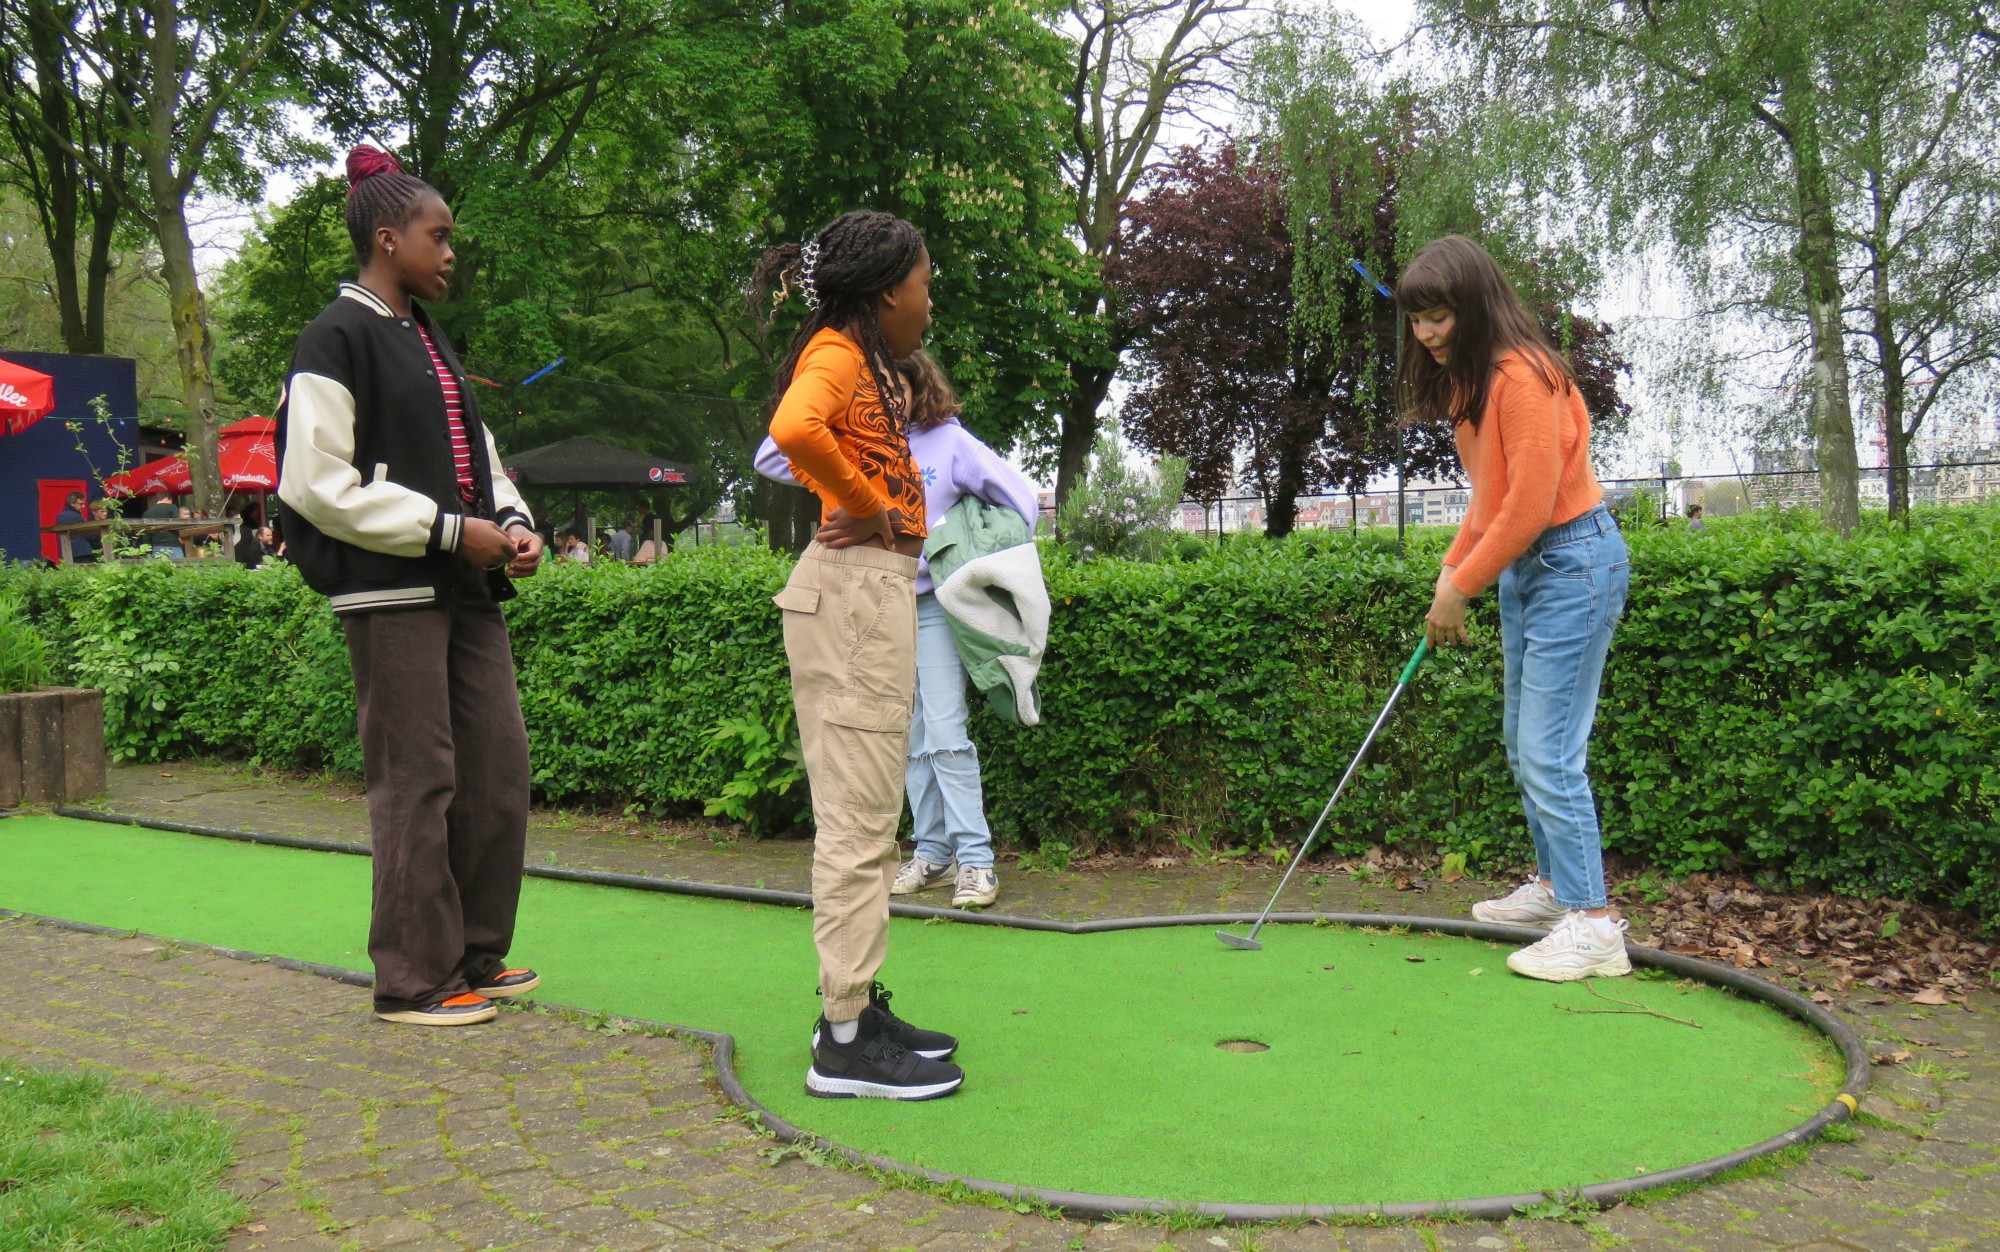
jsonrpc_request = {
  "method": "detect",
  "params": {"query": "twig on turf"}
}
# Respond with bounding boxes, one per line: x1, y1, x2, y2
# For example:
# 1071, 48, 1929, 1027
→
1555, 980, 1703, 1028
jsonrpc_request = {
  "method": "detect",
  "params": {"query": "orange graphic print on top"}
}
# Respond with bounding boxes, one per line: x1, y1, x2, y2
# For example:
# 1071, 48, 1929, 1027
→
767, 328, 927, 539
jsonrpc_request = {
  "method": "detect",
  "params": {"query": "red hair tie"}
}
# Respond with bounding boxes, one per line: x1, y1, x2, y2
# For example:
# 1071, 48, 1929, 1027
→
345, 145, 404, 191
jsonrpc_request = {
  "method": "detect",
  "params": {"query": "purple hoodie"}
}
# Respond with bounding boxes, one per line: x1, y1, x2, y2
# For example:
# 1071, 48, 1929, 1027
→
755, 417, 1040, 594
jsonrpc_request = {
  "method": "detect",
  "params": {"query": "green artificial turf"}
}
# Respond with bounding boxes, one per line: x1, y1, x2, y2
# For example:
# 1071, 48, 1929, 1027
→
0, 815, 1843, 1207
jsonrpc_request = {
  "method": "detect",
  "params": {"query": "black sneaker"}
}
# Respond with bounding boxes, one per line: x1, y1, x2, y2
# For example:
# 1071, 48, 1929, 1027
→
806, 1007, 964, 1101
811, 983, 957, 1059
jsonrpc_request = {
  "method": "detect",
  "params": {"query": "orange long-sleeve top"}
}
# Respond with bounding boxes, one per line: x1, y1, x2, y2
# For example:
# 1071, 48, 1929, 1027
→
1441, 351, 1604, 596
767, 328, 927, 539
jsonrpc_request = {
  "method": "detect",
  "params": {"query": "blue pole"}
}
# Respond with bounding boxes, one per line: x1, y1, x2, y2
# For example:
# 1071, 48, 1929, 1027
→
521, 358, 566, 386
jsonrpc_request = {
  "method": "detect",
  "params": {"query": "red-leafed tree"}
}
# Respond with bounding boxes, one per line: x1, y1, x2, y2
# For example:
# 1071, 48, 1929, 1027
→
1112, 140, 1630, 537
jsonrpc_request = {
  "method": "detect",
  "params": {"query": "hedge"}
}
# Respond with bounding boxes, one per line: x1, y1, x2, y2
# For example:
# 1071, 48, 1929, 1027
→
9, 508, 1997, 925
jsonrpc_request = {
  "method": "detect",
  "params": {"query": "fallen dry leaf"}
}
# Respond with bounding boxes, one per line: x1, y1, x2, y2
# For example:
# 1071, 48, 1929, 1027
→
1873, 1049, 1913, 1065
1810, 991, 1834, 1004
1405, 956, 1426, 963
1911, 987, 1950, 1006
1948, 1050, 1970, 1059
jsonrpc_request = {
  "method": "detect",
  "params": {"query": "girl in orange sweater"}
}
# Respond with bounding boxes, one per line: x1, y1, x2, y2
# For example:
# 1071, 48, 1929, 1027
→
1399, 235, 1633, 983
750, 210, 963, 1100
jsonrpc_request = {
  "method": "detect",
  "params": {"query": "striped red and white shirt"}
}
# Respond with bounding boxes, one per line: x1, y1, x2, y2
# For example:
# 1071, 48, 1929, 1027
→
416, 325, 478, 505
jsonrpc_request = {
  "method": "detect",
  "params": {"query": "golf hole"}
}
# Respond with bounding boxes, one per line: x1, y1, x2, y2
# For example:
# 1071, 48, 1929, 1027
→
1215, 1039, 1269, 1053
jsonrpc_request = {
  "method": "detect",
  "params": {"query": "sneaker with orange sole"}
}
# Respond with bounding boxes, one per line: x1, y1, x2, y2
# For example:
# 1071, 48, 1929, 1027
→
376, 992, 497, 1026
474, 968, 541, 998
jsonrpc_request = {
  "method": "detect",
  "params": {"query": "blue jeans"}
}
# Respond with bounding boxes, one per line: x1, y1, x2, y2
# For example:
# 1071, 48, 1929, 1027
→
907, 593, 994, 869
1497, 505, 1629, 910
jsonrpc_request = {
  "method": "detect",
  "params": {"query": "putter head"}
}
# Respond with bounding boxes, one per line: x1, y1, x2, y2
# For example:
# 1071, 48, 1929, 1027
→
1215, 930, 1263, 951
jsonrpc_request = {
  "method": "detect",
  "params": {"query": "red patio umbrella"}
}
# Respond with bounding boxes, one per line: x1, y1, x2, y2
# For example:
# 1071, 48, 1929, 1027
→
101, 419, 279, 496
102, 454, 191, 498
0, 359, 56, 435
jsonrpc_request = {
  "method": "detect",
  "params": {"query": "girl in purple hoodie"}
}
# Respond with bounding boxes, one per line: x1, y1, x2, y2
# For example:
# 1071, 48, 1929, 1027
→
756, 351, 1039, 907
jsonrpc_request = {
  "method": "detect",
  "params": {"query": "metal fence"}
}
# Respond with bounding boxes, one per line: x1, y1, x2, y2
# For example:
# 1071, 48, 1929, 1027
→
1036, 460, 2000, 536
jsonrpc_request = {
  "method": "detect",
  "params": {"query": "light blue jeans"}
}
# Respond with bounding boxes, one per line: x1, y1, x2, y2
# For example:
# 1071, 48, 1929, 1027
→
907, 593, 994, 869
1497, 505, 1630, 910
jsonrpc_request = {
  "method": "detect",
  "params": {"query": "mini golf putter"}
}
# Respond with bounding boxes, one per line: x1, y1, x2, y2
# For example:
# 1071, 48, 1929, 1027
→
1217, 638, 1430, 951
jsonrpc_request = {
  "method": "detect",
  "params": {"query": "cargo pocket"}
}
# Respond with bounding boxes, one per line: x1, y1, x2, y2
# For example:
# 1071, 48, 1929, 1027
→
773, 585, 820, 614
818, 691, 909, 817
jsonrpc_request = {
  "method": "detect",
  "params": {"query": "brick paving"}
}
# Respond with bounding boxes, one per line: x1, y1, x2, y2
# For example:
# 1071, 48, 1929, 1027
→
0, 760, 1990, 1250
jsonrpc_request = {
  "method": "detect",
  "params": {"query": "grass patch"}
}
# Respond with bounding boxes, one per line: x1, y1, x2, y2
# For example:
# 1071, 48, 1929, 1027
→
1624, 1143, 1811, 1208
0, 1059, 247, 1251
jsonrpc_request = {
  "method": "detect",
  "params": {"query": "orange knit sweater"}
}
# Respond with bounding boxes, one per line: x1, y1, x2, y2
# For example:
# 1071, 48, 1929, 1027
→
1441, 351, 1604, 596
767, 328, 927, 538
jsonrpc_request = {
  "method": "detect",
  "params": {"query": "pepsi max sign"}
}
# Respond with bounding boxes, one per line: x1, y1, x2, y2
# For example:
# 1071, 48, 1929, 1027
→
648, 467, 687, 483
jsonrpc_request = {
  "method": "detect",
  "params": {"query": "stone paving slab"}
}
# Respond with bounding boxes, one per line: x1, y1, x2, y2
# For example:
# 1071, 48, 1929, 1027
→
2, 760, 1996, 1250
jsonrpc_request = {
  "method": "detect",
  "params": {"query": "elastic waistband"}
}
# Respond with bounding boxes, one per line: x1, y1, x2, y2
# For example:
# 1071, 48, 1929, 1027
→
1531, 503, 1616, 554
801, 540, 919, 576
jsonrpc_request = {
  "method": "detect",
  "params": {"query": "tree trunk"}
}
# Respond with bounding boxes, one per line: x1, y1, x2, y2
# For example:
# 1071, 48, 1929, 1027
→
83, 181, 117, 354
1787, 98, 1861, 533
154, 194, 223, 515
21, 0, 87, 353
757, 479, 816, 555
1053, 362, 1114, 514
1053, 283, 1121, 512
1266, 412, 1313, 539
1871, 297, 1908, 522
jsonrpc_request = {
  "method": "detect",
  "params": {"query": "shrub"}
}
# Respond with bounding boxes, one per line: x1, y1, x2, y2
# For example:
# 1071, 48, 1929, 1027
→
1055, 422, 1189, 560
0, 592, 49, 694
7, 507, 1996, 925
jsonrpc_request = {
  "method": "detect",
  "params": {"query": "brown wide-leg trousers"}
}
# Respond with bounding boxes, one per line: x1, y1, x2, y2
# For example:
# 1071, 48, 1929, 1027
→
774, 541, 919, 1022
343, 570, 531, 1013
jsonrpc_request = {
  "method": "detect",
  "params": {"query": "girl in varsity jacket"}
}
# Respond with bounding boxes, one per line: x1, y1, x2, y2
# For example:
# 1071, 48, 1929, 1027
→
275, 146, 544, 1027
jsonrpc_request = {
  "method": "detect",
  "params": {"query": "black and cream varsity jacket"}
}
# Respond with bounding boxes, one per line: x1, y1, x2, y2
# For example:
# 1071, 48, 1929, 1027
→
275, 282, 533, 614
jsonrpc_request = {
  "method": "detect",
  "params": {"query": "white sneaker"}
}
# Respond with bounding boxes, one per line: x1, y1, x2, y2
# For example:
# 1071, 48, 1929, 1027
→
891, 857, 953, 895
1505, 912, 1633, 982
951, 865, 999, 908
1471, 875, 1566, 927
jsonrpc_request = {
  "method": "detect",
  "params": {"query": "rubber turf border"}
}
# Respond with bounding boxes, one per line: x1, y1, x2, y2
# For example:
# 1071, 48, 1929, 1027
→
31, 807, 1871, 1222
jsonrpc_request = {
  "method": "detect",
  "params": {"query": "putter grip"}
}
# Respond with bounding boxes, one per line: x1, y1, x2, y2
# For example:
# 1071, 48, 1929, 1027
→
1397, 639, 1429, 687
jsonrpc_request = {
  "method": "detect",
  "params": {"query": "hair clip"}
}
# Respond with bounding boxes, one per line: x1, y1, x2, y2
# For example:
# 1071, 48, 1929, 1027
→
799, 240, 822, 312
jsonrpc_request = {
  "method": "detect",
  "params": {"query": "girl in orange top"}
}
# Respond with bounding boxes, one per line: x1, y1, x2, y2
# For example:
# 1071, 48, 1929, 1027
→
749, 210, 963, 1101
1399, 235, 1634, 984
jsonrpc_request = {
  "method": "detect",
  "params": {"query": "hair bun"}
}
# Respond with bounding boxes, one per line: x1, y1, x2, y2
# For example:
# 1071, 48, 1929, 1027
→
345, 145, 404, 189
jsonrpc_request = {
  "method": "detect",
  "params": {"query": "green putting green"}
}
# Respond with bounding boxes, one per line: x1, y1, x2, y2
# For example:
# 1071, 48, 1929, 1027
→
0, 815, 1841, 1207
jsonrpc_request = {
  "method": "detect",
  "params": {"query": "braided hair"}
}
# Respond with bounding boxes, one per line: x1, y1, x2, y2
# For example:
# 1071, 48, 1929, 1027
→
750, 210, 926, 429
344, 145, 441, 263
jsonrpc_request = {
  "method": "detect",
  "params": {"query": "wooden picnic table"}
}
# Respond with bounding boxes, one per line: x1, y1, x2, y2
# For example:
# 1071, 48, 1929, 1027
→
44, 516, 243, 564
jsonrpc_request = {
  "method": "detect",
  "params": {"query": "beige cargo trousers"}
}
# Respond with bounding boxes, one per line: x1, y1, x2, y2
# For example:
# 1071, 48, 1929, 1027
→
773, 541, 919, 1022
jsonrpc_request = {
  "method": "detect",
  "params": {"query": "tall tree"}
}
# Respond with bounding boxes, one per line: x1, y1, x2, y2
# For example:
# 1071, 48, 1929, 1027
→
220, 0, 1089, 550
1411, 0, 2000, 533
0, 0, 130, 354
1837, 12, 2000, 517
1050, 0, 1255, 508
9, 0, 309, 513
1116, 140, 1627, 536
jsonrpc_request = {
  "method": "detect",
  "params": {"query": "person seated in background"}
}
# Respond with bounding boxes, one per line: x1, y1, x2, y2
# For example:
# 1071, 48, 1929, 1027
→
53, 491, 98, 564
144, 493, 183, 558
232, 507, 266, 567
559, 531, 591, 563
632, 532, 663, 564
607, 521, 634, 563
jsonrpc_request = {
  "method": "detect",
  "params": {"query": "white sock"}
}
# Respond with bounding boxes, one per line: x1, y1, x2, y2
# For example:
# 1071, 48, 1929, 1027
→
828, 1018, 859, 1045
1583, 913, 1621, 942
